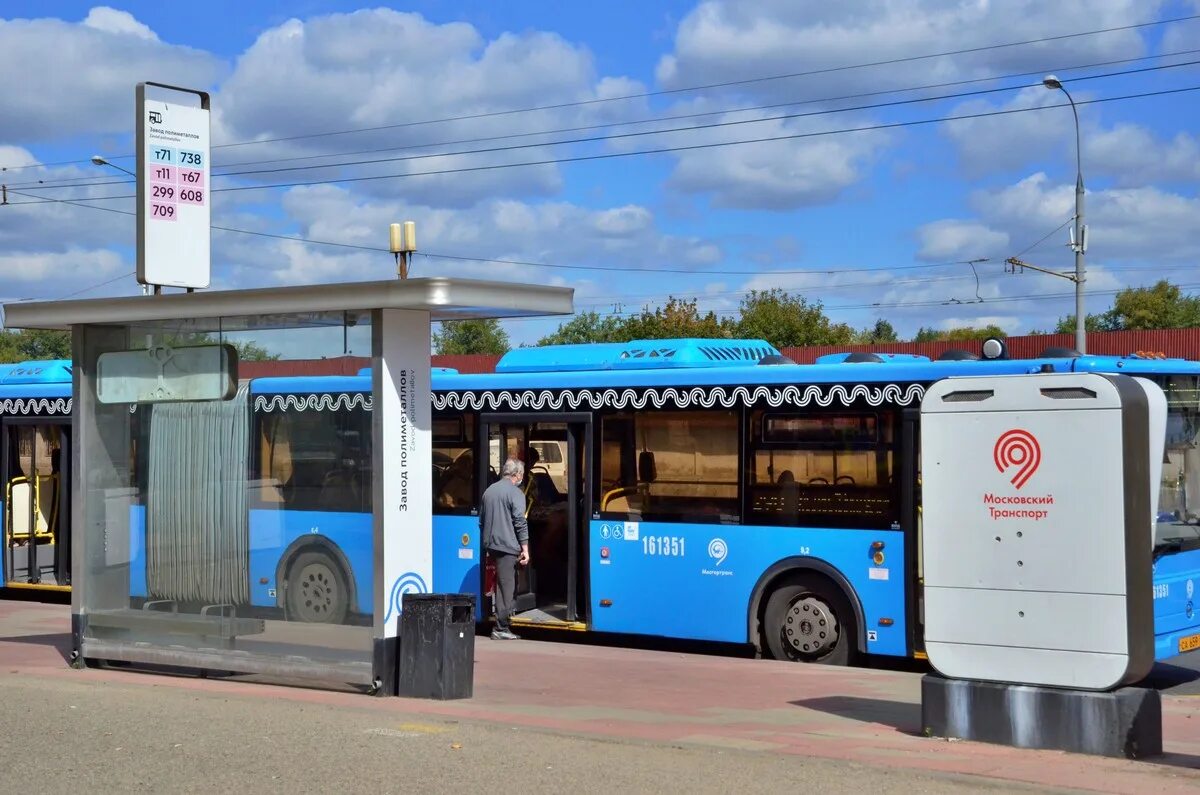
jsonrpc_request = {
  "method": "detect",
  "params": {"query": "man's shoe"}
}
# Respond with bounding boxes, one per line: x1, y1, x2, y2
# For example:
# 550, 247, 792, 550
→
491, 629, 520, 640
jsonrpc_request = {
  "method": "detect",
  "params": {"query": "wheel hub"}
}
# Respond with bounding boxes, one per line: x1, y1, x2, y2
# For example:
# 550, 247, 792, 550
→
783, 596, 839, 658
298, 563, 336, 620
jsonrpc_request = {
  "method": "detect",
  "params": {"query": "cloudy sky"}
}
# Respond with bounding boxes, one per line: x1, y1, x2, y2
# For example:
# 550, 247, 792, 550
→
2, 1, 1198, 348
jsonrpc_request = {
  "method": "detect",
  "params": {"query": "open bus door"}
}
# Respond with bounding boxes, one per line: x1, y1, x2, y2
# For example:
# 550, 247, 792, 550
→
1, 418, 71, 591
480, 415, 590, 630
901, 406, 923, 659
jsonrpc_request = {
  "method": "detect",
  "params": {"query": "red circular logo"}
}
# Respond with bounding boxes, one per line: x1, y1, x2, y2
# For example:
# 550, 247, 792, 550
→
994, 429, 1041, 489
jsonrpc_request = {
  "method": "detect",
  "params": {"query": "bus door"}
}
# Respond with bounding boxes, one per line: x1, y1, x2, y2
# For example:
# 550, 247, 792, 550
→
1, 418, 71, 591
480, 414, 590, 629
900, 406, 923, 657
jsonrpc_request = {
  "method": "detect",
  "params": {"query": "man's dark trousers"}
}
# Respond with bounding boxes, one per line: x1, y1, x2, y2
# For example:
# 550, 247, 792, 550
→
490, 551, 518, 631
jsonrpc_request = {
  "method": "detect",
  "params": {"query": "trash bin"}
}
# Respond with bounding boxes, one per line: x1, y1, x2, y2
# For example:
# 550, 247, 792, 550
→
396, 593, 475, 700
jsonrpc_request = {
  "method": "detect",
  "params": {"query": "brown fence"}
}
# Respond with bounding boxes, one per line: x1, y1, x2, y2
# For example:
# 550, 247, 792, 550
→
237, 329, 1200, 378
781, 329, 1200, 364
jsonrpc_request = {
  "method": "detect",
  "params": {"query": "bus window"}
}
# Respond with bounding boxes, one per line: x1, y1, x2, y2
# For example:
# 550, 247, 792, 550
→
433, 412, 475, 514
599, 410, 739, 524
257, 406, 371, 513
1158, 375, 1200, 545
748, 409, 898, 530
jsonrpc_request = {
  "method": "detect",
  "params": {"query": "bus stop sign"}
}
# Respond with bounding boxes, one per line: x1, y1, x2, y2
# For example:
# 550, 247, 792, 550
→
920, 372, 1164, 691
136, 82, 211, 290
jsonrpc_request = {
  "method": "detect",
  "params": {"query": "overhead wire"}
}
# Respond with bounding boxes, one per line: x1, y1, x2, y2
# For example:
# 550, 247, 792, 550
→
14, 47, 1200, 193
2, 13, 1196, 173
9, 82, 1200, 207
13, 62, 1200, 197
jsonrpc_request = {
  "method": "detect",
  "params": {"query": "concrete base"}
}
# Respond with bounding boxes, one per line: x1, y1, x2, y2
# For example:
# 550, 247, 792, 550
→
921, 675, 1162, 759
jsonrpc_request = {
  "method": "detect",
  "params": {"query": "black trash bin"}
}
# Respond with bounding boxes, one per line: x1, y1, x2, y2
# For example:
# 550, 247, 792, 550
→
396, 593, 475, 700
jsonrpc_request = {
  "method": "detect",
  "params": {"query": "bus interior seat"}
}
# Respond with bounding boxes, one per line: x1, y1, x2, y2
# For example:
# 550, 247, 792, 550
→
638, 451, 657, 484
6, 477, 53, 538
320, 467, 362, 510
531, 471, 561, 503
250, 478, 285, 504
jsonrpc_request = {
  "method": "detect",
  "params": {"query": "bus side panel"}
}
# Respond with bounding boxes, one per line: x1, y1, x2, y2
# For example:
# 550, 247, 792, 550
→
589, 520, 907, 656
248, 509, 373, 615
1153, 547, 1200, 659
432, 514, 483, 621
130, 504, 147, 597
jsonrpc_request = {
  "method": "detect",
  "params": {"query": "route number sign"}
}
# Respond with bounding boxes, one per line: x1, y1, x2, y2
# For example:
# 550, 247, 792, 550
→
136, 83, 211, 289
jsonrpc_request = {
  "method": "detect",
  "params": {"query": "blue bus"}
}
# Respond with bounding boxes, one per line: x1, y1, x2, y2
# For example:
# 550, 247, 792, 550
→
5, 339, 1200, 667
426, 338, 1200, 664
0, 360, 72, 592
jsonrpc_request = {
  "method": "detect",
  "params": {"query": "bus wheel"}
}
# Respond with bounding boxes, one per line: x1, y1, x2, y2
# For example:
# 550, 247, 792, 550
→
286, 551, 350, 624
763, 576, 856, 665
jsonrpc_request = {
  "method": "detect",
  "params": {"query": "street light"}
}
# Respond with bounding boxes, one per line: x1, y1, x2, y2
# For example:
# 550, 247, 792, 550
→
90, 155, 146, 295
1042, 75, 1087, 354
89, 155, 135, 177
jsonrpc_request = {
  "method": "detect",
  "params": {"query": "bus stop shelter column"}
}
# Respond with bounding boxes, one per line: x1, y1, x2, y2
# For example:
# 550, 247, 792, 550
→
371, 308, 432, 695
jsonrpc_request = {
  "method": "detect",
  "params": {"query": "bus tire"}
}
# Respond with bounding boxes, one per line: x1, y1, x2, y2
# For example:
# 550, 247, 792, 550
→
285, 550, 350, 624
763, 575, 857, 665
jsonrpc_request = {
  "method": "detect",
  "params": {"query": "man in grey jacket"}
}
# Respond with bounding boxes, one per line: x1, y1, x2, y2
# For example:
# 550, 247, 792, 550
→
481, 458, 530, 640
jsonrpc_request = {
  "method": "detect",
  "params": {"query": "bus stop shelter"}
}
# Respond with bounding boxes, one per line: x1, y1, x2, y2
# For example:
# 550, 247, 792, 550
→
1, 277, 572, 694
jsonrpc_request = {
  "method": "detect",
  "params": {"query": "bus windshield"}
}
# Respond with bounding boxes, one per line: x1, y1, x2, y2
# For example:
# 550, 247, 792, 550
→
1157, 375, 1200, 547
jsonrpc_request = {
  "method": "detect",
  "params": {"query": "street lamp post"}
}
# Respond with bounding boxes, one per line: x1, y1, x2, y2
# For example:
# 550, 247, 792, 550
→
90, 155, 147, 294
1042, 75, 1087, 354
90, 155, 136, 177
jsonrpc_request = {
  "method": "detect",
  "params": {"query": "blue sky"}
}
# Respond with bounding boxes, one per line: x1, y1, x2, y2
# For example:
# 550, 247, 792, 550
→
2, 2, 1199, 353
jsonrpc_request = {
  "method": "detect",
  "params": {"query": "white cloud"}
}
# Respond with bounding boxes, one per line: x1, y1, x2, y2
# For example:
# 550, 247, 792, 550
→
970, 173, 1200, 263
941, 86, 1073, 177
1085, 124, 1200, 186
937, 315, 1023, 333
0, 145, 38, 170
82, 7, 159, 41
0, 150, 136, 256
0, 10, 223, 142
665, 109, 887, 209
210, 9, 645, 206
203, 184, 727, 289
0, 247, 126, 309
657, 1, 1160, 102
918, 220, 1010, 261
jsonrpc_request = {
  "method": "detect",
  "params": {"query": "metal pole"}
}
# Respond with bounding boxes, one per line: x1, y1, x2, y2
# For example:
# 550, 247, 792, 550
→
1060, 86, 1086, 354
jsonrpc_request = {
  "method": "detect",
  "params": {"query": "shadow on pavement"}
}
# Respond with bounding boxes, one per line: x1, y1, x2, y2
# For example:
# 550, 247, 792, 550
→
791, 695, 920, 734
0, 588, 70, 606
1142, 661, 1200, 692
1152, 752, 1200, 770
0, 632, 72, 663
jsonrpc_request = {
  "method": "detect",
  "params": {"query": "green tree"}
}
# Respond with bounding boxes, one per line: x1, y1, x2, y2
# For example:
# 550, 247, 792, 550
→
1051, 313, 1109, 335
0, 329, 71, 363
1055, 281, 1200, 333
912, 324, 1007, 342
0, 329, 277, 364
854, 318, 899, 344
433, 318, 511, 355
230, 340, 278, 361
538, 311, 626, 345
619, 297, 734, 341
734, 289, 856, 348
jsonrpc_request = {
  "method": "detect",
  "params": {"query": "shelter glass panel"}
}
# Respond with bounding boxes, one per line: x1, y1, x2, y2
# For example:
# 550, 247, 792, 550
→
77, 312, 377, 687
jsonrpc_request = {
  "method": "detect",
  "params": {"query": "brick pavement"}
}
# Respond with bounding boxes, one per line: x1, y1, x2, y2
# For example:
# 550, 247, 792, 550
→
2, 600, 1198, 793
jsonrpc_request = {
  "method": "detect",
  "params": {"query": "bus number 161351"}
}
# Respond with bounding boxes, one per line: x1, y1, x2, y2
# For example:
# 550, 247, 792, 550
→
643, 536, 685, 557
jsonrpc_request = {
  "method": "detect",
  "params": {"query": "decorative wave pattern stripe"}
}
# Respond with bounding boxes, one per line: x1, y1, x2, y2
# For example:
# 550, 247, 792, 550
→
0, 398, 72, 416
251, 383, 926, 414
254, 393, 372, 413
432, 383, 927, 412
